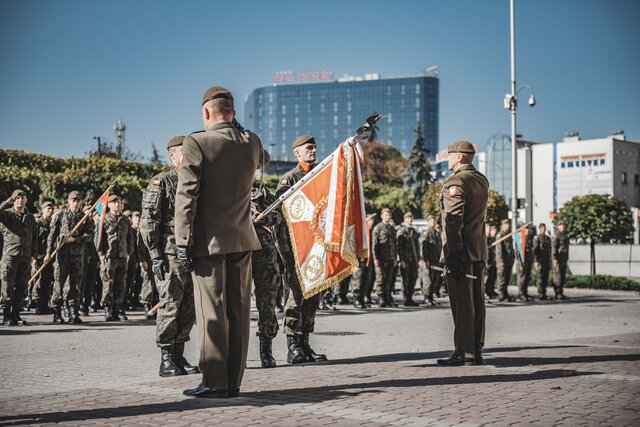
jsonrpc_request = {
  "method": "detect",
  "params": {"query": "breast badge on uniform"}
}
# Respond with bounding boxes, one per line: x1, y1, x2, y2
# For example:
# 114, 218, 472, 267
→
153, 178, 161, 186
449, 186, 459, 196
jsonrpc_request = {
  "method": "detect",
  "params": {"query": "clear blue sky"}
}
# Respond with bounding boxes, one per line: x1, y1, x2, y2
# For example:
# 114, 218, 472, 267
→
1, 0, 638, 160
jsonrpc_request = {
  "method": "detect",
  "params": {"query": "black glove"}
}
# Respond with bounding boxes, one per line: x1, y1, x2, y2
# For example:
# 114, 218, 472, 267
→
152, 257, 169, 281
176, 245, 194, 273
444, 251, 465, 279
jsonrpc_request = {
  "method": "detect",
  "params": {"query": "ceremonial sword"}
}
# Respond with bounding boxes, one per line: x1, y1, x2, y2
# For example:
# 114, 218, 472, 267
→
430, 265, 478, 280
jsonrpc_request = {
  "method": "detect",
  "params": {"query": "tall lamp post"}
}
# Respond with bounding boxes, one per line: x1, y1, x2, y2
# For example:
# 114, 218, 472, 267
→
504, 0, 536, 231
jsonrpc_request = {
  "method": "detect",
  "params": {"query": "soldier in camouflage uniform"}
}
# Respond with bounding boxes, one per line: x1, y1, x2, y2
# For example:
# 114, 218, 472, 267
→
484, 225, 498, 299
552, 220, 570, 300
141, 136, 198, 377
31, 201, 54, 314
516, 225, 536, 302
274, 135, 327, 364
495, 219, 515, 302
0, 190, 38, 326
46, 191, 94, 323
533, 223, 552, 300
420, 214, 442, 306
250, 181, 282, 368
350, 213, 375, 309
397, 212, 420, 306
81, 206, 99, 314
97, 194, 133, 321
373, 207, 398, 307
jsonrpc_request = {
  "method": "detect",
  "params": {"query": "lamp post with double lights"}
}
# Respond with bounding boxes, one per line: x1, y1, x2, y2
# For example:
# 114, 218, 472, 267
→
504, 0, 536, 232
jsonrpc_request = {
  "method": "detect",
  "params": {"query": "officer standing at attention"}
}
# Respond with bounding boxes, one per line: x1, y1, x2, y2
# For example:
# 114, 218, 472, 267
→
533, 223, 552, 300
350, 213, 376, 309
250, 180, 281, 368
97, 194, 132, 321
274, 134, 328, 364
32, 200, 55, 315
0, 190, 38, 326
420, 214, 442, 306
495, 219, 515, 302
141, 136, 199, 378
552, 220, 570, 300
397, 212, 420, 306
175, 86, 267, 398
46, 191, 94, 324
437, 140, 489, 367
372, 208, 398, 307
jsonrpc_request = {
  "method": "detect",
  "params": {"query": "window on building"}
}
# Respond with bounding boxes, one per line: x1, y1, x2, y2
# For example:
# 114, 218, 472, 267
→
621, 172, 628, 184
333, 102, 338, 112
333, 115, 338, 126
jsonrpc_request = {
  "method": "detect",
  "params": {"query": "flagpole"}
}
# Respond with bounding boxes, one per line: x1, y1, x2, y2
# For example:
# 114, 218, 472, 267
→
489, 222, 532, 248
28, 181, 116, 285
255, 113, 384, 221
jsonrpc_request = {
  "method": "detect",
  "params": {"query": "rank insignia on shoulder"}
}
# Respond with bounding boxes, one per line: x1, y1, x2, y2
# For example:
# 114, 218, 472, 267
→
449, 186, 459, 196
152, 179, 161, 186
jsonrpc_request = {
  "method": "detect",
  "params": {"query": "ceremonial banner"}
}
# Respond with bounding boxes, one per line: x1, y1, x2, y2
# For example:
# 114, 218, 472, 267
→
95, 190, 110, 248
282, 141, 368, 299
514, 226, 527, 264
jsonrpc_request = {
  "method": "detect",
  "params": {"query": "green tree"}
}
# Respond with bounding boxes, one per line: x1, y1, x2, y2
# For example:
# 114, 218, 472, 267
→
360, 141, 407, 186
421, 182, 443, 220
150, 142, 164, 165
363, 181, 417, 225
402, 123, 433, 216
486, 190, 509, 227
556, 194, 634, 275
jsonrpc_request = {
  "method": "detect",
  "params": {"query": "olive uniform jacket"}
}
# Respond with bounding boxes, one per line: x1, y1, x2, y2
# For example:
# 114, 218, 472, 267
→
439, 164, 489, 262
175, 121, 268, 257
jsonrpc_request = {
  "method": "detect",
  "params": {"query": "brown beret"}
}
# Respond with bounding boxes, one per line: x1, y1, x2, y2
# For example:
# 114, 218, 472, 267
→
201, 86, 233, 106
447, 140, 475, 154
403, 211, 413, 218
42, 201, 54, 209
108, 194, 120, 203
167, 136, 185, 149
426, 214, 435, 221
292, 135, 316, 149
557, 220, 566, 226
68, 190, 82, 200
381, 208, 391, 215
12, 189, 27, 198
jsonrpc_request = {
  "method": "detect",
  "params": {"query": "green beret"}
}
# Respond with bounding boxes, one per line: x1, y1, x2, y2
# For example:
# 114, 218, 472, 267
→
292, 135, 316, 149
108, 194, 120, 203
201, 86, 233, 106
42, 201, 54, 209
447, 140, 475, 154
167, 136, 185, 149
68, 190, 82, 200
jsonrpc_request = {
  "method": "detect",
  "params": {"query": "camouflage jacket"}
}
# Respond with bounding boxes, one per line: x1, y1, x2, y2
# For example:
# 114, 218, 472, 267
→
533, 233, 551, 266
140, 167, 178, 259
397, 225, 419, 264
0, 200, 37, 257
552, 231, 570, 261
495, 231, 514, 265
36, 216, 52, 259
47, 208, 93, 257
274, 163, 309, 254
251, 182, 281, 249
372, 222, 397, 262
420, 226, 442, 264
97, 212, 132, 259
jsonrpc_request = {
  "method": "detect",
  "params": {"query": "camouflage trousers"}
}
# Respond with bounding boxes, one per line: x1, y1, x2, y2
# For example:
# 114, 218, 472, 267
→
400, 261, 418, 300
0, 255, 30, 310
140, 264, 157, 304
350, 263, 373, 298
517, 258, 533, 296
156, 256, 195, 347
82, 255, 98, 307
536, 264, 550, 296
32, 257, 54, 304
554, 258, 568, 292
282, 249, 320, 335
420, 262, 442, 297
100, 258, 127, 305
252, 244, 280, 338
51, 253, 85, 308
497, 262, 514, 296
374, 260, 396, 297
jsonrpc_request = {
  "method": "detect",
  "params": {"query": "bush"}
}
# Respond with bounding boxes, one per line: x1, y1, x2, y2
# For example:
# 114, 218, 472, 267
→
507, 271, 640, 292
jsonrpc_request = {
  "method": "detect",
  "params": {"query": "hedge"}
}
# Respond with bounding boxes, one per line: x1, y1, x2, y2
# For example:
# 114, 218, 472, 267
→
508, 272, 640, 292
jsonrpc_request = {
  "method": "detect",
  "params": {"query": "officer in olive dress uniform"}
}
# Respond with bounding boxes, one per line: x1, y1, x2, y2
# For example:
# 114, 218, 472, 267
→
397, 212, 420, 306
437, 141, 489, 367
372, 208, 398, 307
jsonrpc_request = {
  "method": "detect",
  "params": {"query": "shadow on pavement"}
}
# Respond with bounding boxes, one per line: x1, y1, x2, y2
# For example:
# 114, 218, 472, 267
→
487, 353, 640, 368
0, 369, 601, 425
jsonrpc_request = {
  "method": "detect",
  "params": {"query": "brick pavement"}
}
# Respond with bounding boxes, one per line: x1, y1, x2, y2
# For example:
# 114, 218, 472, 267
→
0, 287, 639, 426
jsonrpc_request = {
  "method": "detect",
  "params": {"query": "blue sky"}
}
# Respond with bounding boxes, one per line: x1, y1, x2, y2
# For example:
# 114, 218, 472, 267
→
1, 0, 638, 160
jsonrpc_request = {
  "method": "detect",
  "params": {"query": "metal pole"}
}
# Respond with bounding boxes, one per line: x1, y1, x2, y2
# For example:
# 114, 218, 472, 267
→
510, 0, 518, 233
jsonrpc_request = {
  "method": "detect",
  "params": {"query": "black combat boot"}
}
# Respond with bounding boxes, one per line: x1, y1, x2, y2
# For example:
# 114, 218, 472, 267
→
424, 294, 436, 306
117, 305, 128, 320
3, 306, 16, 326
377, 294, 390, 308
52, 306, 66, 323
353, 296, 367, 309
387, 293, 398, 307
159, 346, 183, 377
104, 305, 114, 322
25, 297, 34, 311
70, 306, 83, 324
81, 303, 89, 317
63, 302, 70, 319
13, 306, 27, 326
258, 334, 277, 368
300, 333, 327, 362
174, 342, 200, 375
286, 335, 308, 364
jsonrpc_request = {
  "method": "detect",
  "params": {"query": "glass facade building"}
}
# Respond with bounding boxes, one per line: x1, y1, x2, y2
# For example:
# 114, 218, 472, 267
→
244, 71, 439, 161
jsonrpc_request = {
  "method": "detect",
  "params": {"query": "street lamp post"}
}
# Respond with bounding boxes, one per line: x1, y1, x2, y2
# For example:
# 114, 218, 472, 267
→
504, 0, 536, 231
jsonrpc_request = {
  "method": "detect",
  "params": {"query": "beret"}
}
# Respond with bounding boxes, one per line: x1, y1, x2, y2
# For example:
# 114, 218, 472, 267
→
447, 140, 475, 154
167, 136, 185, 149
557, 220, 566, 226
108, 194, 120, 203
12, 189, 26, 198
426, 214, 435, 221
292, 135, 316, 149
68, 190, 82, 200
403, 211, 413, 218
201, 86, 233, 106
42, 201, 54, 209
